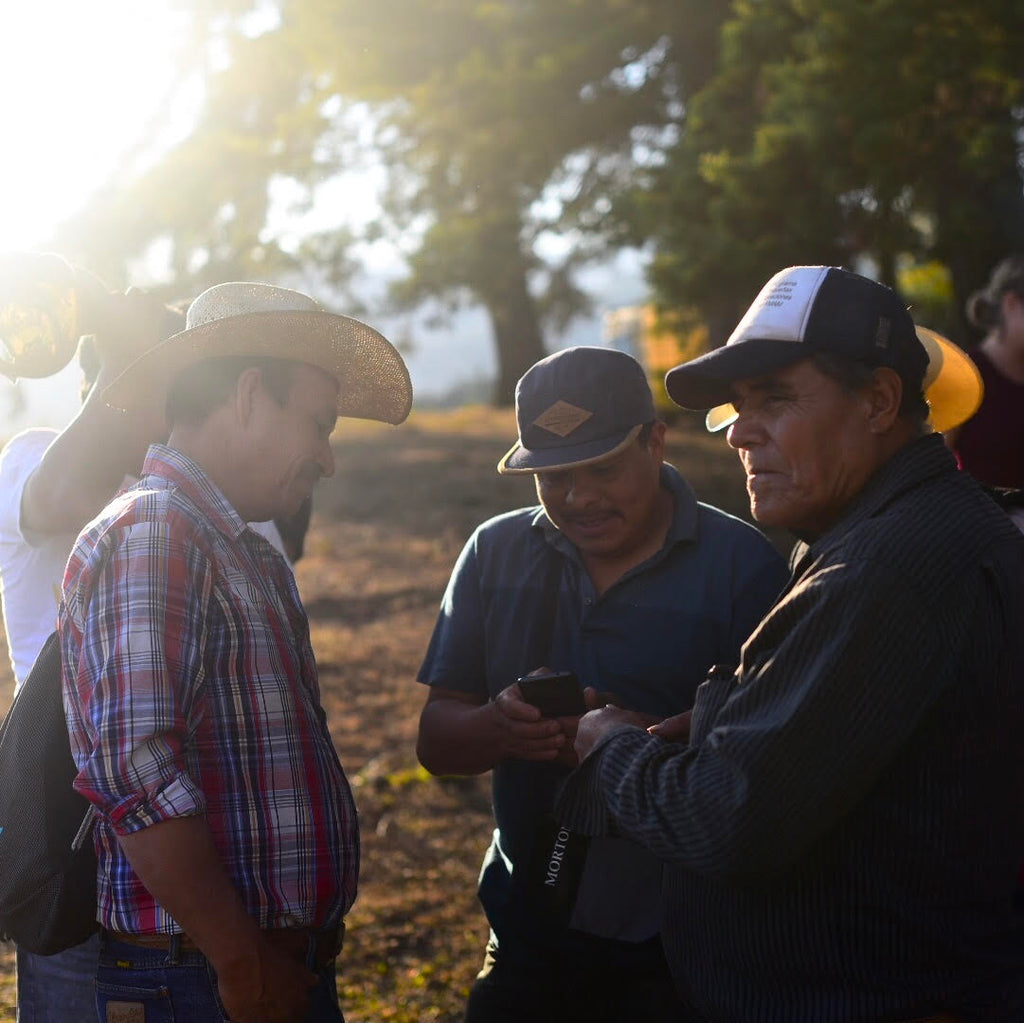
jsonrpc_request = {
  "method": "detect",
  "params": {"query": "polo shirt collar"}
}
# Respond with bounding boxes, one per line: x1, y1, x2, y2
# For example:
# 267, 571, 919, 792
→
140, 443, 250, 542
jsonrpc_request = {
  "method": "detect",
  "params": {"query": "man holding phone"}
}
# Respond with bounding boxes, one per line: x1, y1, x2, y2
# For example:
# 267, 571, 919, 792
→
415, 346, 788, 1021
517, 670, 586, 718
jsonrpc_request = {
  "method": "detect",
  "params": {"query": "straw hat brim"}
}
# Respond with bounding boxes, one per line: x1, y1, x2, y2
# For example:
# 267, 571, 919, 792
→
102, 309, 413, 425
701, 327, 983, 434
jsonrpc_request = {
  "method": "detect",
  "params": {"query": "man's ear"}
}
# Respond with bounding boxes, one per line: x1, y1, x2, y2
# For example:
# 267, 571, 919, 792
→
235, 366, 264, 425
646, 420, 668, 461
866, 367, 904, 433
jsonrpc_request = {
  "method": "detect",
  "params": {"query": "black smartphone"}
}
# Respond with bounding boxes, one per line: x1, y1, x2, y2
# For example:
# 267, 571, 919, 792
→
517, 670, 586, 717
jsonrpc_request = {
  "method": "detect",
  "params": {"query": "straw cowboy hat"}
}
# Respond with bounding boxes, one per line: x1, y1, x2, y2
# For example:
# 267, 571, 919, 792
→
102, 281, 413, 425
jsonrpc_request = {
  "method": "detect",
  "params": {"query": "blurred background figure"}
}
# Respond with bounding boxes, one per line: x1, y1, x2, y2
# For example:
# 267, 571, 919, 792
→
945, 255, 1024, 490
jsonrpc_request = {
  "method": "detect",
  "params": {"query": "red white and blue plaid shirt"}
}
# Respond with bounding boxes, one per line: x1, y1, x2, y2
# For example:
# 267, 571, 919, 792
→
60, 444, 358, 935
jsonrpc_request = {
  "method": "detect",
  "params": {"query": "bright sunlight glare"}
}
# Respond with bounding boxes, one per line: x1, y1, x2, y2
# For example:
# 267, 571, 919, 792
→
0, 1, 190, 431
0, 1, 188, 252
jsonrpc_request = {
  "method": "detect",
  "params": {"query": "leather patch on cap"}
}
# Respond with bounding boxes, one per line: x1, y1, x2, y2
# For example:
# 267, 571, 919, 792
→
106, 1003, 146, 1023
533, 400, 593, 437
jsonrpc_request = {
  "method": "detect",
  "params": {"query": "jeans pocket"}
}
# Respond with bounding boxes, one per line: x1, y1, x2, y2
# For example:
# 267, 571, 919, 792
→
95, 977, 175, 1023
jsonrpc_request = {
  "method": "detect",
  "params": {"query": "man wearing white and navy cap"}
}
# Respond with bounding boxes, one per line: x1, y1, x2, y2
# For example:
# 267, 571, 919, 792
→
416, 345, 787, 1022
559, 267, 1024, 1020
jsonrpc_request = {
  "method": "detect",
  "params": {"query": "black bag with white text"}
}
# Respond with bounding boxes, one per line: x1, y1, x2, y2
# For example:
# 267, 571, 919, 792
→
504, 552, 591, 936
511, 812, 590, 933
0, 630, 98, 955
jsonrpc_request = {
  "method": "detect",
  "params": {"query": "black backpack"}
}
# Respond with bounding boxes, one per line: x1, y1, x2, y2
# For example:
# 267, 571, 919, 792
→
0, 630, 98, 955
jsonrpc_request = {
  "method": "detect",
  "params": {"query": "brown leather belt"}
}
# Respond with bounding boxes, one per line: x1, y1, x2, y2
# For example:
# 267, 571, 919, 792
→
106, 922, 345, 972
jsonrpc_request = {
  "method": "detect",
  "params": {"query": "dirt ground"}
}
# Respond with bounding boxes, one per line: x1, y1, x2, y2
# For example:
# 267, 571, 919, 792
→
0, 405, 777, 1021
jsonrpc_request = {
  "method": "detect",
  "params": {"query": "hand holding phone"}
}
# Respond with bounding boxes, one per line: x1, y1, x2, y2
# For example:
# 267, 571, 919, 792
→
516, 670, 586, 717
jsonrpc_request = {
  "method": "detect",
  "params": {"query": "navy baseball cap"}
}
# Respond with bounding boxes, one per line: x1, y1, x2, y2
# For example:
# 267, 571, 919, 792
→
497, 346, 655, 474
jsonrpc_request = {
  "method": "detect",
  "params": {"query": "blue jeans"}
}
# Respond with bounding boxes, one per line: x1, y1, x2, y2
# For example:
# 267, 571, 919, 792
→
95, 932, 344, 1022
16, 934, 100, 1022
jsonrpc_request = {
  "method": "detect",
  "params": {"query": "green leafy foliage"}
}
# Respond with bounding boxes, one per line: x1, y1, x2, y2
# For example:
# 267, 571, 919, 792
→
50, 0, 1024, 395
632, 0, 1024, 341
55, 0, 696, 403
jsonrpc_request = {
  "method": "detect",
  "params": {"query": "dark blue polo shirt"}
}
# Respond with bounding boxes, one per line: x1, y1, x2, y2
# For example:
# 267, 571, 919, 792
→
418, 464, 787, 949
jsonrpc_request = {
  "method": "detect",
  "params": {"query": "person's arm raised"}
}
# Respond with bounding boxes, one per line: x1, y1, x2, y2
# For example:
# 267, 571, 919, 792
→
21, 288, 179, 536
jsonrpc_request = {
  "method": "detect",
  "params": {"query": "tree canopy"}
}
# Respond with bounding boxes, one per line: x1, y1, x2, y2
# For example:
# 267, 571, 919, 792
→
53, 0, 1024, 402
58, 0, 700, 403
633, 0, 1024, 340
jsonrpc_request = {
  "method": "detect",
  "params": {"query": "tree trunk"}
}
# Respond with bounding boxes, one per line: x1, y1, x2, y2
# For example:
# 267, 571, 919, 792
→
479, 232, 547, 408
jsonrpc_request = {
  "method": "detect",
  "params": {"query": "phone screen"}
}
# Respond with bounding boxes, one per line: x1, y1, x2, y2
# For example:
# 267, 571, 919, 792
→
517, 671, 586, 717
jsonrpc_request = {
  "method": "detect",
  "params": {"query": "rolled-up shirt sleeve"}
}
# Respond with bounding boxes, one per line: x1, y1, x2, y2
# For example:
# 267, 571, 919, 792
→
64, 519, 213, 834
556, 555, 953, 882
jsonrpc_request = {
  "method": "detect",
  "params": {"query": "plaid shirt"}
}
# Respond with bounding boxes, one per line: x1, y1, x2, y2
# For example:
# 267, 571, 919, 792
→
60, 444, 358, 935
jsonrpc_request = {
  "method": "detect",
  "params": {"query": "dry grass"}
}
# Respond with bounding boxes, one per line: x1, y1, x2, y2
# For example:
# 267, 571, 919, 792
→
0, 406, 773, 1021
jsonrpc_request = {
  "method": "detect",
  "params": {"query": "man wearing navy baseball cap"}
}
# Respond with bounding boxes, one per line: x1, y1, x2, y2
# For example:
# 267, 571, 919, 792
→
559, 267, 1024, 1020
416, 345, 787, 1022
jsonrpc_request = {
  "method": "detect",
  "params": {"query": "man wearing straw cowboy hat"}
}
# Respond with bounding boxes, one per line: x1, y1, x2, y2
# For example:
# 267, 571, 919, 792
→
0, 258, 304, 1022
557, 266, 1024, 1021
59, 281, 412, 1022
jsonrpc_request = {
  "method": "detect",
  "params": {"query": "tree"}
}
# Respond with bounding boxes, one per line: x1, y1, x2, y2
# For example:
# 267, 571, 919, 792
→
630, 0, 1024, 342
57, 0, 717, 404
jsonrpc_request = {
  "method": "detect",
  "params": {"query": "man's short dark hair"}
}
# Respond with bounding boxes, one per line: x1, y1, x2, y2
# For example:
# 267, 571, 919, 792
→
166, 356, 298, 427
810, 352, 929, 427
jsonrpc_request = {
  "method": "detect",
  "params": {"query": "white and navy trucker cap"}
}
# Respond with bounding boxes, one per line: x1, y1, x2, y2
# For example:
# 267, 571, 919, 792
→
664, 265, 982, 433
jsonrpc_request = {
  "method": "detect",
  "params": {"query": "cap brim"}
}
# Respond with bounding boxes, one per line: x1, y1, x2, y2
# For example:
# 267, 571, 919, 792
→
497, 424, 642, 475
701, 327, 983, 435
102, 310, 413, 425
664, 338, 810, 411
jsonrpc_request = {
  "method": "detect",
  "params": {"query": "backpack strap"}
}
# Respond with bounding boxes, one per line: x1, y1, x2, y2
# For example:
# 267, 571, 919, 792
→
528, 542, 563, 667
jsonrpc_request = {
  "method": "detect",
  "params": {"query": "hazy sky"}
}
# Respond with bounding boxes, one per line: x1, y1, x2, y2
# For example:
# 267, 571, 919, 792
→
0, 1, 183, 433
0, 2, 189, 252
